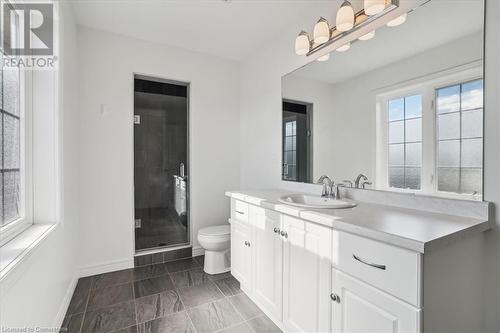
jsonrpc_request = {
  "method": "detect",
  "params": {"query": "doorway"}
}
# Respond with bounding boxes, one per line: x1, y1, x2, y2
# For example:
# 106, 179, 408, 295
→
134, 75, 189, 251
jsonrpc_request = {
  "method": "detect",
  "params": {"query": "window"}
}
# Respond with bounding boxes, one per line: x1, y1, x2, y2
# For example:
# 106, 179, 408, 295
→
377, 68, 483, 200
0, 6, 31, 245
387, 95, 422, 190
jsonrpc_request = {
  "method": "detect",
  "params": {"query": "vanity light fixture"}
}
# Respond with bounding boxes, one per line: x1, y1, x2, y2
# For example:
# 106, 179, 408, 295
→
313, 17, 330, 44
295, 31, 311, 55
386, 13, 407, 27
317, 53, 330, 62
364, 0, 385, 16
336, 43, 351, 52
336, 1, 355, 32
295, 0, 403, 59
358, 30, 375, 41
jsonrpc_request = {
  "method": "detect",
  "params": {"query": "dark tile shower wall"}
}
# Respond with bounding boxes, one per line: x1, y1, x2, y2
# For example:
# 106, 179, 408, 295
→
134, 79, 188, 251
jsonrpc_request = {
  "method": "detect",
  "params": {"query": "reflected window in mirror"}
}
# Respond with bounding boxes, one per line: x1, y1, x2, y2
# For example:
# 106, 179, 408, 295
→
282, 101, 312, 183
377, 70, 483, 200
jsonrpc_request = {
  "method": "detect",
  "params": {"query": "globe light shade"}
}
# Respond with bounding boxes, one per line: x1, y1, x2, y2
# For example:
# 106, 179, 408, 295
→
336, 42, 351, 52
336, 1, 355, 32
358, 30, 375, 41
387, 13, 407, 27
364, 0, 385, 16
295, 31, 310, 55
317, 53, 330, 62
313, 17, 330, 44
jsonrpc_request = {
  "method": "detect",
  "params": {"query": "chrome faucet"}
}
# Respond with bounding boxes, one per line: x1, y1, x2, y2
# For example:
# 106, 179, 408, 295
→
317, 175, 334, 198
354, 174, 368, 188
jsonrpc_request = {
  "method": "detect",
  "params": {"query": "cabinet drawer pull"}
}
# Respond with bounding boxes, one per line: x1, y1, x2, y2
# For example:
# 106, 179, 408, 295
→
280, 230, 288, 238
330, 293, 340, 303
235, 210, 245, 215
353, 254, 386, 270
273, 227, 278, 233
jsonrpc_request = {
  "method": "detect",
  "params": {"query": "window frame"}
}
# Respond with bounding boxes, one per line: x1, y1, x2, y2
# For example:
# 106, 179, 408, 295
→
0, 3, 34, 246
376, 65, 483, 200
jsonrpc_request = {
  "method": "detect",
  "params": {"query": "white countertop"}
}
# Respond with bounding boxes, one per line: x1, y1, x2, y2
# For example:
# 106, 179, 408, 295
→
225, 189, 491, 253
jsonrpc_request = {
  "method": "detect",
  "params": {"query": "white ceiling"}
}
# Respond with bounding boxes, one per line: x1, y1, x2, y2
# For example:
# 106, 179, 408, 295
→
289, 0, 484, 84
71, 0, 335, 61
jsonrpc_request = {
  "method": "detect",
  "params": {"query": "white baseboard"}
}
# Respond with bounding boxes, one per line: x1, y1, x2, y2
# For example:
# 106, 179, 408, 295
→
192, 246, 205, 257
79, 258, 134, 277
53, 272, 78, 328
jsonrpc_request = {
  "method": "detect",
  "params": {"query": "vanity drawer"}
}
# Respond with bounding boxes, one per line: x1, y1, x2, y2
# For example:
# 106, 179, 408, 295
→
335, 232, 421, 307
231, 199, 249, 223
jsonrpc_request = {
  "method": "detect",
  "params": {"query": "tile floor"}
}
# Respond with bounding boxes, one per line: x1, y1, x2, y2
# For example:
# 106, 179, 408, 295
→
61, 256, 281, 333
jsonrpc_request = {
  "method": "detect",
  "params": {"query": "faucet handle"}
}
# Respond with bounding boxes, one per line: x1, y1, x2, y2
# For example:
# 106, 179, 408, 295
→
361, 181, 373, 189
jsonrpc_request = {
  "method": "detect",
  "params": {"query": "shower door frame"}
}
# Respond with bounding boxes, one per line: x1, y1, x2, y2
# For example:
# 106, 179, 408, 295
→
132, 73, 191, 254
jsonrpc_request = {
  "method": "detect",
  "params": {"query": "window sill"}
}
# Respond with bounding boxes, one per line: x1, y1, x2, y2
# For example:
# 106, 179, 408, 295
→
0, 223, 56, 281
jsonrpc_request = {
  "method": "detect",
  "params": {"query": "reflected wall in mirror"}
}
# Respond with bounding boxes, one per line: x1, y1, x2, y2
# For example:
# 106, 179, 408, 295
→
281, 0, 484, 200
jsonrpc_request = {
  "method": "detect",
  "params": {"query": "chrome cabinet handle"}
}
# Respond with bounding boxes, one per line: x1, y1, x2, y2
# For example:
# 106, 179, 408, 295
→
280, 231, 288, 238
273, 227, 278, 233
244, 241, 251, 247
330, 293, 340, 303
353, 254, 386, 270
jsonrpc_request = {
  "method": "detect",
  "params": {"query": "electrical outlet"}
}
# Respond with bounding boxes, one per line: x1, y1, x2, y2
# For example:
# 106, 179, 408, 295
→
134, 115, 141, 124
135, 219, 141, 228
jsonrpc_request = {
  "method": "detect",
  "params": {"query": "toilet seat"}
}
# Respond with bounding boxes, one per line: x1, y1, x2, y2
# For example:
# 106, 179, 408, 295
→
198, 225, 230, 237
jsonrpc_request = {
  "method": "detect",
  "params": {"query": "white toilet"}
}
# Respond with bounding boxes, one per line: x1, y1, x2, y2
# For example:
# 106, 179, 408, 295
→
197, 225, 231, 274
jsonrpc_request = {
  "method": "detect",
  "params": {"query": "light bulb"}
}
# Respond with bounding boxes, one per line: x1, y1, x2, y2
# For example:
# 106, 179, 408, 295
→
387, 13, 407, 27
336, 1, 355, 32
358, 30, 375, 41
364, 0, 385, 16
336, 43, 351, 52
295, 31, 310, 55
313, 17, 330, 45
317, 53, 330, 62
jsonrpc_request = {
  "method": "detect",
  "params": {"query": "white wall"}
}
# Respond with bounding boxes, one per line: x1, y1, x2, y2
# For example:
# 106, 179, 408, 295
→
77, 27, 240, 272
0, 2, 80, 328
239, 2, 499, 332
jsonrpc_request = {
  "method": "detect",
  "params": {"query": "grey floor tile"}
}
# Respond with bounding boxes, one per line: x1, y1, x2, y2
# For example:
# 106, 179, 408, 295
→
110, 325, 138, 333
166, 258, 200, 273
246, 315, 281, 333
88, 283, 134, 311
92, 269, 133, 289
152, 253, 164, 264
164, 248, 192, 263
188, 298, 243, 333
136, 311, 195, 333
193, 255, 204, 266
214, 276, 241, 297
178, 281, 224, 308
60, 313, 83, 333
133, 263, 169, 281
66, 291, 89, 316
134, 275, 175, 298
170, 268, 211, 288
81, 301, 136, 333
74, 276, 93, 295
135, 290, 184, 324
228, 294, 263, 320
135, 255, 153, 267
217, 322, 255, 333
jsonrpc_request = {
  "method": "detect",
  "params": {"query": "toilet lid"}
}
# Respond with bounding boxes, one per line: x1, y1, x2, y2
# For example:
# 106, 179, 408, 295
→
199, 225, 230, 236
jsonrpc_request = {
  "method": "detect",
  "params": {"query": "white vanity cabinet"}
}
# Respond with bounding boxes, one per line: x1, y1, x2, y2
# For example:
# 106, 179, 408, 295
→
282, 215, 333, 333
331, 269, 421, 333
229, 196, 487, 333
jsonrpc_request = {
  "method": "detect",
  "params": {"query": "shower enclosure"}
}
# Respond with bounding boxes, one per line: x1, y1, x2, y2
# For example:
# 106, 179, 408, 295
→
134, 75, 189, 251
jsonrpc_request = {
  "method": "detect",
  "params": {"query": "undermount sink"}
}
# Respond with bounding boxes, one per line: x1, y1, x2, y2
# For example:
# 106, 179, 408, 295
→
278, 194, 357, 209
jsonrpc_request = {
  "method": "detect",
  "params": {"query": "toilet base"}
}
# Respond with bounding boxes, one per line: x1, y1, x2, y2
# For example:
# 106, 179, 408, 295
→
204, 249, 231, 275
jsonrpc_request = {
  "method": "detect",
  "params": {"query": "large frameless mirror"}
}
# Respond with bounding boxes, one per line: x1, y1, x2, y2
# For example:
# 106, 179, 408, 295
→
281, 0, 484, 200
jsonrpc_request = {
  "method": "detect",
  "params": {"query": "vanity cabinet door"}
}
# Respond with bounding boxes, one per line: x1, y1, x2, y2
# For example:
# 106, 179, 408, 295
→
251, 207, 283, 322
331, 269, 421, 333
282, 216, 333, 333
231, 219, 252, 289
